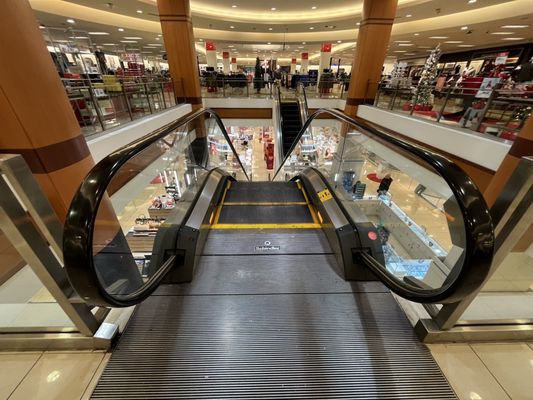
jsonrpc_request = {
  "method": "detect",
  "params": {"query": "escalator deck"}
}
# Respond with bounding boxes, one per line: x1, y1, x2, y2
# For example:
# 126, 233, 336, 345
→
91, 227, 457, 399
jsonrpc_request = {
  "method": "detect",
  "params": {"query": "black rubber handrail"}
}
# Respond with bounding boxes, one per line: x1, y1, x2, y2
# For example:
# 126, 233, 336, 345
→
275, 108, 494, 304
63, 109, 248, 306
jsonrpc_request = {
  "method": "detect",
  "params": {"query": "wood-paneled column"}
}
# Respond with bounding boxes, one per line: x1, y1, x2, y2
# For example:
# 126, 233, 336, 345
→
157, 0, 202, 110
344, 0, 398, 118
0, 0, 95, 222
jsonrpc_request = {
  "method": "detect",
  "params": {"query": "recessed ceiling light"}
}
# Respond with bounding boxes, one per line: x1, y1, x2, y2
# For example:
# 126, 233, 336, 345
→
88, 32, 109, 35
337, 40, 342, 43
418, 46, 431, 49
228, 45, 234, 47
458, 44, 475, 47
271, 7, 276, 11
39, 24, 46, 29
414, 33, 420, 36
356, 22, 361, 26
141, 51, 153, 54
501, 25, 529, 28
502, 37, 525, 40
298, 46, 304, 48
309, 27, 314, 30
120, 40, 137, 43
268, 27, 273, 30
148, 43, 163, 46
155, 37, 160, 40
395, 40, 411, 43
230, 26, 235, 29
398, 43, 414, 46
118, 28, 124, 32
66, 18, 75, 24
405, 53, 416, 55
445, 41, 464, 44
302, 42, 306, 44
406, 14, 412, 18
124, 37, 143, 40
311, 6, 317, 9
158, 34, 162, 37
429, 36, 448, 39
69, 36, 89, 39
491, 32, 514, 35
102, 43, 116, 46
232, 4, 237, 7
461, 26, 469, 30
136, 10, 143, 13
394, 50, 407, 53
267, 42, 271, 44
199, 38, 203, 41
468, 0, 476, 3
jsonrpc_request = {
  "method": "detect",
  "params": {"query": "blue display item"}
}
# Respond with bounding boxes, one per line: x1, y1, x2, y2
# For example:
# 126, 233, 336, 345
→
342, 170, 355, 192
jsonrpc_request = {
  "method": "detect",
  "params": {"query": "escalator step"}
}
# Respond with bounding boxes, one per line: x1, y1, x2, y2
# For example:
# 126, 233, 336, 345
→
225, 182, 305, 203
217, 204, 314, 224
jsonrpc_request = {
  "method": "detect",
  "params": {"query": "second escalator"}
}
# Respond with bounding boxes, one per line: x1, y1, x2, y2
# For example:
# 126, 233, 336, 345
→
280, 101, 303, 157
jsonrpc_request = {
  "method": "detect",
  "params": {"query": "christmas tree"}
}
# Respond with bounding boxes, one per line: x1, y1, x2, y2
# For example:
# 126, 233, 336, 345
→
412, 44, 441, 108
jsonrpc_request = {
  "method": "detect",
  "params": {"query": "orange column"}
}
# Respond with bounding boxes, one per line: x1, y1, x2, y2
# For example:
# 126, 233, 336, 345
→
157, 0, 202, 110
344, 0, 398, 118
0, 0, 95, 222
483, 116, 533, 207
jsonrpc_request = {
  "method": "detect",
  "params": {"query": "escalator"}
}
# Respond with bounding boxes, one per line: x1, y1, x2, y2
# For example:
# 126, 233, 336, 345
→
279, 101, 303, 156
63, 108, 494, 399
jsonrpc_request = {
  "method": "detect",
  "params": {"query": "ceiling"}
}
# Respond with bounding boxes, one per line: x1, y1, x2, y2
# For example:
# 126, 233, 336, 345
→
31, 0, 533, 65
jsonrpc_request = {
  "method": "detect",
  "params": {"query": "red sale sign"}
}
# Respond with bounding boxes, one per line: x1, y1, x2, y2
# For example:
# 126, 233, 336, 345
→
231, 57, 237, 63
223, 51, 229, 59
291, 58, 297, 64
321, 43, 332, 52
205, 41, 216, 51
302, 53, 309, 60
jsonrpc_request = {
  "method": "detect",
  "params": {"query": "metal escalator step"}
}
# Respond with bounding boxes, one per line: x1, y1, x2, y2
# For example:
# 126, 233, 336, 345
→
217, 204, 314, 224
91, 292, 457, 399
225, 182, 305, 203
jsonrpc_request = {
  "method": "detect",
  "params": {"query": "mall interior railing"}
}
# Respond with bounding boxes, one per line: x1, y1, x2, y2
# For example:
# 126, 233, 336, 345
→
62, 77, 185, 137
372, 80, 533, 142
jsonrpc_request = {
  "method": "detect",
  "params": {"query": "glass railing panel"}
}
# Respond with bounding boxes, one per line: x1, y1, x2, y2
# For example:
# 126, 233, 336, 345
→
86, 112, 246, 301
276, 110, 481, 295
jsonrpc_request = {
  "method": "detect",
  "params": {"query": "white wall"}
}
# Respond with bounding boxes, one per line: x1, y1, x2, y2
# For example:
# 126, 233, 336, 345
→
87, 104, 192, 163
356, 106, 511, 171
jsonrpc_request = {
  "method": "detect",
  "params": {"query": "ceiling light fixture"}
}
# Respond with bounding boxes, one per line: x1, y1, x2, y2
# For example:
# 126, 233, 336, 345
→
120, 40, 137, 43
118, 28, 124, 32
414, 33, 420, 36
66, 18, 75, 24
395, 40, 411, 43
501, 25, 529, 28
337, 40, 342, 43
445, 41, 463, 43
123, 37, 143, 40
311, 6, 317, 9
268, 27, 273, 30
302, 42, 306, 44
461, 26, 468, 30
394, 50, 407, 53
356, 22, 361, 26
468, 0, 476, 3
398, 43, 414, 46
271, 7, 276, 11
429, 36, 448, 39
136, 10, 143, 14
102, 43, 116, 46
457, 44, 474, 47
232, 4, 237, 8
267, 42, 271, 44
490, 32, 514, 35
230, 26, 235, 29
88, 32, 109, 35
309, 27, 314, 30
69, 36, 88, 39
502, 37, 525, 40
406, 14, 412, 18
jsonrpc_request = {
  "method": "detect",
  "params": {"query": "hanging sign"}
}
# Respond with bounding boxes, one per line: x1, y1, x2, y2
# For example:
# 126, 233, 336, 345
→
205, 41, 216, 51
231, 57, 237, 63
291, 58, 297, 64
321, 43, 332, 52
302, 53, 309, 60
223, 51, 229, 59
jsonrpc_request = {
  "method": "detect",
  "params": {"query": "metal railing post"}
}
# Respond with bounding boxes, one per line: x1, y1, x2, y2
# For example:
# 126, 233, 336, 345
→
436, 86, 452, 123
144, 83, 154, 114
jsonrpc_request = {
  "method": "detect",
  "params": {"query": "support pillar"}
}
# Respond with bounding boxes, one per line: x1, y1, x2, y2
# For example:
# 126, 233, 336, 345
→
0, 0, 95, 221
290, 58, 297, 74
205, 42, 217, 69
318, 43, 332, 79
222, 51, 230, 73
301, 53, 309, 74
157, 0, 202, 108
484, 116, 533, 207
231, 57, 237, 72
344, 0, 398, 118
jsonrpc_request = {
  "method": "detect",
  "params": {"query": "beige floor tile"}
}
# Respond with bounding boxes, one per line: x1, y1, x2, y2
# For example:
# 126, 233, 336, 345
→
0, 352, 41, 400
428, 343, 511, 400
80, 353, 111, 400
471, 343, 533, 400
9, 352, 104, 400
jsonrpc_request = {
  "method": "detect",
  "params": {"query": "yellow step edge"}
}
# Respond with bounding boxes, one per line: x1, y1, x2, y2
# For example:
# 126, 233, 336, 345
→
211, 223, 322, 230
222, 202, 308, 206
